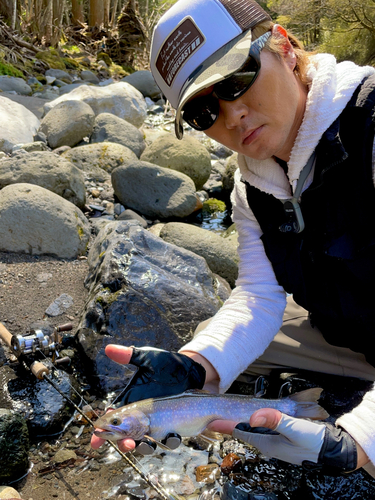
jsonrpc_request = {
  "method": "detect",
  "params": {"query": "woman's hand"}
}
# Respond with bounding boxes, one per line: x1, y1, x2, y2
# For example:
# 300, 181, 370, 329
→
91, 344, 209, 453
208, 407, 367, 474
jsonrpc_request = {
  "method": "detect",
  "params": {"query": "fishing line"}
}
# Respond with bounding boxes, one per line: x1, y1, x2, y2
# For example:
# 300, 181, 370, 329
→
41, 371, 177, 500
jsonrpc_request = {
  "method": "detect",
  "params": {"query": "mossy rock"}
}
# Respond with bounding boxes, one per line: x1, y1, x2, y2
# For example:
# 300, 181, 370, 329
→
0, 61, 24, 78
203, 198, 226, 215
97, 52, 112, 66
109, 63, 129, 79
36, 50, 66, 70
62, 57, 80, 69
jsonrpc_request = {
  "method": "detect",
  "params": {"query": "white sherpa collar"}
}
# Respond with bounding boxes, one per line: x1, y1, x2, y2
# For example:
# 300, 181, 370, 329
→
238, 54, 375, 198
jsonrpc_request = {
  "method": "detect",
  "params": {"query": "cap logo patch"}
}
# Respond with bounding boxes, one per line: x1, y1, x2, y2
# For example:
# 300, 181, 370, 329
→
156, 17, 205, 87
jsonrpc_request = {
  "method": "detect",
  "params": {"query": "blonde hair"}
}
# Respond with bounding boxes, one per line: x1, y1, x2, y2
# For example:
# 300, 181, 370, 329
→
252, 20, 312, 86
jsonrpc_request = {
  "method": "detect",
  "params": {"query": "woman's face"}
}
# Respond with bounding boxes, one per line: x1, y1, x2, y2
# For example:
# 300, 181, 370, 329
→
195, 46, 308, 162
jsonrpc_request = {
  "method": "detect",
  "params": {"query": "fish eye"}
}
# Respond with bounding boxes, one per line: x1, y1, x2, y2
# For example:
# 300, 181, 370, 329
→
110, 417, 121, 426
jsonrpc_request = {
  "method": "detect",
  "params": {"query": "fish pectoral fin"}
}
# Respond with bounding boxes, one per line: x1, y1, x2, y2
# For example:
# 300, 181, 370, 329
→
143, 435, 171, 451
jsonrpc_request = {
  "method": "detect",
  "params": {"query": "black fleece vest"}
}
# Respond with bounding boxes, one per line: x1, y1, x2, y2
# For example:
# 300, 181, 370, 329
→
243, 75, 375, 366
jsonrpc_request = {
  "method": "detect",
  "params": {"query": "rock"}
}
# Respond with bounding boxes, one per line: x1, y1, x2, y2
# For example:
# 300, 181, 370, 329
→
12, 141, 49, 153
62, 142, 137, 181
43, 82, 147, 128
140, 134, 211, 190
62, 142, 137, 174
80, 70, 100, 84
38, 100, 95, 148
122, 70, 161, 99
45, 69, 73, 83
222, 153, 239, 199
0, 183, 90, 258
0, 76, 31, 95
112, 160, 198, 219
0, 151, 86, 209
159, 222, 239, 287
117, 209, 148, 228
0, 409, 29, 484
0, 96, 40, 153
76, 221, 230, 393
58, 82, 88, 95
45, 293, 74, 316
53, 449, 77, 463
90, 113, 146, 157
222, 223, 239, 247
0, 486, 22, 499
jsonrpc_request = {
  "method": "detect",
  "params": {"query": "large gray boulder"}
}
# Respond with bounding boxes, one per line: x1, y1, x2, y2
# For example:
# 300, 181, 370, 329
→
90, 113, 146, 157
76, 221, 230, 393
0, 151, 86, 209
0, 183, 90, 258
38, 100, 95, 148
62, 141, 137, 179
112, 160, 198, 219
122, 70, 161, 99
140, 134, 211, 190
43, 82, 147, 128
160, 222, 239, 287
0, 96, 40, 153
0, 75, 31, 95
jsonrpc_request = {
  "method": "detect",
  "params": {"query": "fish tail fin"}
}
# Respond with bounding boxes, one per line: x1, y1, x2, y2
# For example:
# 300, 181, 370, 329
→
289, 388, 329, 420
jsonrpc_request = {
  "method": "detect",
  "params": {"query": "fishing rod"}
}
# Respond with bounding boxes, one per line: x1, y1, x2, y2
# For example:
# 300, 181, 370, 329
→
0, 322, 178, 500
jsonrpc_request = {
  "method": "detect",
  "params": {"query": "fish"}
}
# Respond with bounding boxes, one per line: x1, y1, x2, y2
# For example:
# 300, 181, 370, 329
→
93, 388, 328, 446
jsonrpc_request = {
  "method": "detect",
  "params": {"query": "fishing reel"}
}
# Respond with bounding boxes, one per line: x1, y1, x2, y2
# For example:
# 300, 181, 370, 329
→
1, 322, 73, 359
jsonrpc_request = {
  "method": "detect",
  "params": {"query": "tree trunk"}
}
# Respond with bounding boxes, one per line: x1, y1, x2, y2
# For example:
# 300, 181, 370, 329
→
104, 0, 110, 26
72, 0, 85, 24
0, 0, 17, 29
111, 0, 119, 26
89, 0, 104, 26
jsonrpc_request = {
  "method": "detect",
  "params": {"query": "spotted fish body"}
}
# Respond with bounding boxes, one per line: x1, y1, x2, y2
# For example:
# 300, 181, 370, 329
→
94, 388, 328, 442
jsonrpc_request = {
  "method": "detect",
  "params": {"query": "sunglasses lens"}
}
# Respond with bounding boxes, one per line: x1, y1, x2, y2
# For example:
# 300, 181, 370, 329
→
215, 57, 260, 101
183, 94, 219, 131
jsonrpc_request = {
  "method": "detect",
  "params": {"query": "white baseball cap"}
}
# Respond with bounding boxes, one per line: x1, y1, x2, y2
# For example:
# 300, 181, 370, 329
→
150, 0, 271, 138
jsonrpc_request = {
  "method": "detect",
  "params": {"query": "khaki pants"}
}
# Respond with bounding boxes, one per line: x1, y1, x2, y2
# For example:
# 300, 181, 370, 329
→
196, 295, 375, 382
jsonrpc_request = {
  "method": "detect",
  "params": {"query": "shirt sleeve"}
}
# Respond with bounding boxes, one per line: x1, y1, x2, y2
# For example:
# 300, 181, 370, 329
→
337, 383, 375, 466
181, 169, 287, 392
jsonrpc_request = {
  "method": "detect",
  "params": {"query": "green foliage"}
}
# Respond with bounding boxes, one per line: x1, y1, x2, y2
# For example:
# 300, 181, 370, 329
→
0, 61, 24, 78
266, 0, 375, 64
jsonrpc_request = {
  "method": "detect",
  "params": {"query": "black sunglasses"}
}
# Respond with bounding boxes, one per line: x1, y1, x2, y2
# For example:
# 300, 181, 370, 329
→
182, 31, 271, 131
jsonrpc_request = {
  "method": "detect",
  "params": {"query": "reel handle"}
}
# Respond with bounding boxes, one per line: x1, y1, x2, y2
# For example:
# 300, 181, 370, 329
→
0, 322, 13, 348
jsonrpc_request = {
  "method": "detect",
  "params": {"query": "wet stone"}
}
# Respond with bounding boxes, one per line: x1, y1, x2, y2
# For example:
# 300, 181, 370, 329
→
221, 453, 243, 475
196, 464, 220, 483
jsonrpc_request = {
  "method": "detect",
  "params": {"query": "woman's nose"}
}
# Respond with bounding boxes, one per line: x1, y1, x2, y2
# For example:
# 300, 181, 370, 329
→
219, 98, 248, 129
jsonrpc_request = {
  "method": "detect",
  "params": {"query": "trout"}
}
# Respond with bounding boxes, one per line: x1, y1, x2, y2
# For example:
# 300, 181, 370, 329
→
94, 388, 328, 445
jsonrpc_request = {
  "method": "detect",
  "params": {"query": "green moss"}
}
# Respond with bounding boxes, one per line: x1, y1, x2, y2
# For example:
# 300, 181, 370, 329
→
0, 61, 24, 78
62, 57, 80, 69
202, 198, 226, 214
35, 50, 66, 70
95, 289, 121, 307
109, 63, 129, 79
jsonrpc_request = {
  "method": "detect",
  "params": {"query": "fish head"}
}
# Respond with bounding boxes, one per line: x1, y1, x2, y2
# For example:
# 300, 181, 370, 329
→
94, 408, 150, 442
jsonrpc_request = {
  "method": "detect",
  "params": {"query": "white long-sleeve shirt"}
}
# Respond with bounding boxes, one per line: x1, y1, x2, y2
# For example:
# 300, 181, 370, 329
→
181, 54, 375, 464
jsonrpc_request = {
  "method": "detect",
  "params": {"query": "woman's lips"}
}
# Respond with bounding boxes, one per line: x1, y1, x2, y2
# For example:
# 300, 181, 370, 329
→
242, 125, 264, 145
